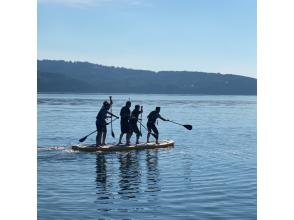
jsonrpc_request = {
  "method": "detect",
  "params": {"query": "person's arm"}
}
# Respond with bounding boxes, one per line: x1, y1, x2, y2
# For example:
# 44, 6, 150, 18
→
158, 114, 169, 121
138, 107, 143, 121
107, 111, 119, 118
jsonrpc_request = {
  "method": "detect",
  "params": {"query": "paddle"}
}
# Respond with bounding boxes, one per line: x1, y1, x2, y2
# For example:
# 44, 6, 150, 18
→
79, 130, 96, 143
139, 106, 143, 137
109, 96, 115, 138
79, 117, 118, 143
167, 120, 192, 130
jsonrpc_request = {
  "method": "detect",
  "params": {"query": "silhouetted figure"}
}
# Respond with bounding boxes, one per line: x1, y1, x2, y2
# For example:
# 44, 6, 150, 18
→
96, 99, 118, 147
118, 101, 132, 145
129, 105, 143, 144
147, 107, 168, 144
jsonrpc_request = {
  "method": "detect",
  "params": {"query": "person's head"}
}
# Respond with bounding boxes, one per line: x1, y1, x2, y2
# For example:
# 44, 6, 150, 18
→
103, 101, 110, 110
155, 106, 161, 113
135, 105, 140, 110
126, 101, 131, 108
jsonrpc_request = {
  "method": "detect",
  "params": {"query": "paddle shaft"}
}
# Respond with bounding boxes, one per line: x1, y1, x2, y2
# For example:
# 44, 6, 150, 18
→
167, 120, 192, 130
87, 130, 96, 136
79, 130, 97, 142
168, 120, 183, 126
138, 120, 147, 130
110, 96, 115, 138
139, 106, 143, 136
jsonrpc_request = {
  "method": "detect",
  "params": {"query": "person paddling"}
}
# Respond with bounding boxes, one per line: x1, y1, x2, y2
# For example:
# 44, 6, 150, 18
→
118, 101, 132, 145
96, 99, 119, 147
147, 107, 169, 144
129, 105, 143, 144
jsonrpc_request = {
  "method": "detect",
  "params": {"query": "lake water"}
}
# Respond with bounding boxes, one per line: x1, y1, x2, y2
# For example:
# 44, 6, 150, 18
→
38, 93, 256, 220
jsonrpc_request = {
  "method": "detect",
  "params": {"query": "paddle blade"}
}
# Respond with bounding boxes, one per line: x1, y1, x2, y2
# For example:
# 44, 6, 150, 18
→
79, 136, 87, 142
111, 130, 115, 138
183, 125, 192, 130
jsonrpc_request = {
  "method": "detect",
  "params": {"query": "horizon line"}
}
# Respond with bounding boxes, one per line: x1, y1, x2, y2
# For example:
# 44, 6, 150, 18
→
37, 58, 257, 79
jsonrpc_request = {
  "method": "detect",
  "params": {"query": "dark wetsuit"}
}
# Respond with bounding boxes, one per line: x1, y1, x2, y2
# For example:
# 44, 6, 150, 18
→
147, 111, 164, 139
96, 106, 108, 133
120, 106, 131, 133
130, 109, 142, 135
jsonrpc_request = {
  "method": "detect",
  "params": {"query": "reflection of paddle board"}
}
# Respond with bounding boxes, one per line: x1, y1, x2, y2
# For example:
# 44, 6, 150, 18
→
72, 140, 175, 152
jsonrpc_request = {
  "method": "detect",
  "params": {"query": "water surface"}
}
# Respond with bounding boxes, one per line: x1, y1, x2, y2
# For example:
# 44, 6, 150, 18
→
38, 93, 256, 219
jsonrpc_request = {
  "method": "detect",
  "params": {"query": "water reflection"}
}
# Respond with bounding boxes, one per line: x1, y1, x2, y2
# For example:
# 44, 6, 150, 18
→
95, 150, 162, 202
145, 150, 161, 193
95, 153, 110, 200
118, 151, 141, 199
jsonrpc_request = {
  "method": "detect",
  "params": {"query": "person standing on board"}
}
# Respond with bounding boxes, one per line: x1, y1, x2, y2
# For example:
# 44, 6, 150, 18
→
129, 105, 143, 144
118, 101, 132, 145
96, 98, 119, 147
147, 107, 169, 144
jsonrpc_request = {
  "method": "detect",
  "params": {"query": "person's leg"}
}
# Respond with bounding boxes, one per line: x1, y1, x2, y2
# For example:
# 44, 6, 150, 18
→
102, 125, 107, 145
96, 132, 102, 146
128, 132, 133, 143
136, 133, 140, 144
133, 123, 140, 144
127, 123, 134, 145
147, 123, 152, 143
118, 133, 124, 144
118, 121, 124, 144
102, 132, 107, 145
147, 133, 150, 143
152, 125, 159, 144
122, 122, 131, 145
126, 132, 131, 145
96, 122, 102, 146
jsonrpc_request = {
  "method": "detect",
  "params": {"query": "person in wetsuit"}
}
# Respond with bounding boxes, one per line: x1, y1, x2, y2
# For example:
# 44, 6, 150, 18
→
118, 101, 132, 145
129, 105, 143, 144
96, 100, 118, 147
147, 107, 168, 144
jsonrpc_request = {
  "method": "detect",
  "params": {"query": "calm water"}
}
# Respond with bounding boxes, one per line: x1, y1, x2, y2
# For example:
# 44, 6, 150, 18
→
38, 93, 256, 220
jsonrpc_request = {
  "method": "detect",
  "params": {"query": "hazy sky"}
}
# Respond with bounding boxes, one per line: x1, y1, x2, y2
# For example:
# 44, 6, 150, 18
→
38, 0, 256, 77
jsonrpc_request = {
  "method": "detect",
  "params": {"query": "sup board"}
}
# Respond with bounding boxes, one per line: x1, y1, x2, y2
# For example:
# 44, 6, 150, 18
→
71, 140, 175, 152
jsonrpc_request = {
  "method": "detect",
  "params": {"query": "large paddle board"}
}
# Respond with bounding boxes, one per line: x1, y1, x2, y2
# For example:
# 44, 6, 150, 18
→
71, 140, 175, 152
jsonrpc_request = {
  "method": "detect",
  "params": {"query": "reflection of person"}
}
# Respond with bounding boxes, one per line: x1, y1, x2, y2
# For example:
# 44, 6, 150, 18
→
118, 151, 141, 198
96, 99, 119, 147
96, 153, 107, 192
129, 105, 143, 144
147, 107, 169, 144
118, 101, 132, 145
146, 151, 160, 193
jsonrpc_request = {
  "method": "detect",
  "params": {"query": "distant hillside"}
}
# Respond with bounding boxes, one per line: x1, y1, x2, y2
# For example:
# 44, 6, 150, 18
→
37, 60, 257, 95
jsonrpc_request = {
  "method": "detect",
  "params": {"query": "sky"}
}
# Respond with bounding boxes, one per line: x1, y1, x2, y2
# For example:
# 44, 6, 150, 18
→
37, 0, 256, 77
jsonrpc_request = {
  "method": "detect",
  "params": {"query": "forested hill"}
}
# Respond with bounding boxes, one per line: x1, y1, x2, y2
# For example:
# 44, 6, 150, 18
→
37, 60, 257, 95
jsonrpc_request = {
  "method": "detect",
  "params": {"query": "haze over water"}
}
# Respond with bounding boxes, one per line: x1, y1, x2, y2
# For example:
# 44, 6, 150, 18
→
38, 93, 256, 219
